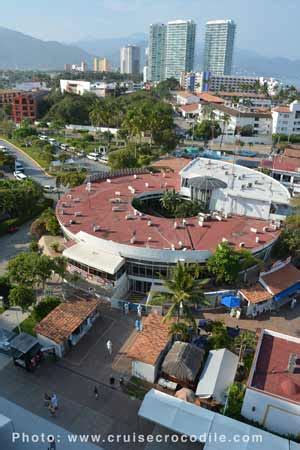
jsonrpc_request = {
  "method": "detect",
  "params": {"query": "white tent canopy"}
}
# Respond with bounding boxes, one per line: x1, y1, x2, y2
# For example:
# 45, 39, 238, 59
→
138, 389, 214, 440
139, 390, 293, 449
204, 413, 290, 450
196, 348, 239, 404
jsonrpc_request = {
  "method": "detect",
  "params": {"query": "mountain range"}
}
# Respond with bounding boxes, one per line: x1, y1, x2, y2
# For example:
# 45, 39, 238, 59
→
0, 26, 300, 85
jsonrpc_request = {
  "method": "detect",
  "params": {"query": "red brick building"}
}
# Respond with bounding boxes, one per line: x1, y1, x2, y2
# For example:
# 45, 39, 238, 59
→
0, 89, 47, 123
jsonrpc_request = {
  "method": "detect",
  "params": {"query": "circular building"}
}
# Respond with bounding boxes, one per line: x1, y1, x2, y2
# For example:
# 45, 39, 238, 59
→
56, 158, 290, 296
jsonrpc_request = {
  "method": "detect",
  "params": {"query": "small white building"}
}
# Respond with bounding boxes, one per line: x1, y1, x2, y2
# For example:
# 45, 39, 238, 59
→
36, 299, 99, 357
239, 260, 300, 316
210, 104, 273, 141
176, 91, 200, 105
126, 313, 171, 383
272, 101, 300, 135
242, 329, 300, 437
196, 348, 239, 404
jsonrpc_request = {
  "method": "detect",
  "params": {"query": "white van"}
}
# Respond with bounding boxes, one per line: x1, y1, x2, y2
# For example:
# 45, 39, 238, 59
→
14, 171, 27, 181
87, 152, 99, 161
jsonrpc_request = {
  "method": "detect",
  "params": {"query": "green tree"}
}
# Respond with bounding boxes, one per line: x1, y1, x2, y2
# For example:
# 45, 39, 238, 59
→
219, 113, 231, 148
223, 383, 245, 419
168, 321, 191, 342
38, 208, 61, 235
194, 120, 221, 141
9, 285, 36, 312
34, 296, 61, 321
108, 147, 138, 170
52, 256, 68, 282
272, 215, 300, 258
149, 262, 209, 328
207, 242, 240, 285
208, 321, 234, 350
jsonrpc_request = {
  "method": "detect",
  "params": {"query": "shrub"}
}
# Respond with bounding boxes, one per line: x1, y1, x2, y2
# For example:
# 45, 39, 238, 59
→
34, 296, 61, 322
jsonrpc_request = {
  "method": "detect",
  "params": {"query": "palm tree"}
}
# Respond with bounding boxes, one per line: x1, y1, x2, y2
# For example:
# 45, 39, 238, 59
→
219, 113, 231, 149
149, 262, 210, 329
168, 321, 191, 342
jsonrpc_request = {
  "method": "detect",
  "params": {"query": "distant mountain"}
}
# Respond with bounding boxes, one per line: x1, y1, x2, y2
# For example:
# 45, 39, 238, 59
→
0, 25, 299, 85
0, 26, 94, 70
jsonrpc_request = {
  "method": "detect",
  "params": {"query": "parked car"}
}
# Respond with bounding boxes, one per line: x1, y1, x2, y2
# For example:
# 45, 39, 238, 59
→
87, 152, 99, 161
43, 185, 57, 193
15, 161, 24, 172
14, 171, 27, 181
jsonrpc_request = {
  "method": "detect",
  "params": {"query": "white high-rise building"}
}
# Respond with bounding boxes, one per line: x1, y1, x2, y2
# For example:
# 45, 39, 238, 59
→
120, 45, 141, 75
148, 20, 196, 82
203, 19, 236, 76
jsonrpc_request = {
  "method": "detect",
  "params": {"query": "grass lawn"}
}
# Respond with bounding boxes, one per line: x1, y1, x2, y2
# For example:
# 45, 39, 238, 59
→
13, 314, 37, 336
1, 137, 52, 169
123, 376, 151, 400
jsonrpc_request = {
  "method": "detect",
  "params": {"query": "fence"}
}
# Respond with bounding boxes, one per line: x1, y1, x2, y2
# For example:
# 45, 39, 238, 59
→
85, 167, 150, 183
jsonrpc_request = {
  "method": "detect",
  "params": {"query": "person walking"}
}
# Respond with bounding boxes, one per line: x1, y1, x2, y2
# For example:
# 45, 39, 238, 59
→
94, 386, 99, 399
137, 304, 142, 318
106, 339, 112, 355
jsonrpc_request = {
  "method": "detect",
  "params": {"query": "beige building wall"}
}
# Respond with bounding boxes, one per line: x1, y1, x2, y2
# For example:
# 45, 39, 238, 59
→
94, 58, 110, 72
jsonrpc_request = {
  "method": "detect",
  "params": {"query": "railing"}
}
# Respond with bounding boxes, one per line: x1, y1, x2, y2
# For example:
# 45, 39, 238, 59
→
85, 167, 150, 183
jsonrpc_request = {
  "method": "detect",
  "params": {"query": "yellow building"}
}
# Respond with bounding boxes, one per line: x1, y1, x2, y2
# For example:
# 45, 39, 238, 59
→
93, 58, 111, 72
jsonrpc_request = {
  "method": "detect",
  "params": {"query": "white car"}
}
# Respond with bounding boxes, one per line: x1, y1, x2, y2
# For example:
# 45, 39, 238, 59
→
38, 135, 48, 141
43, 185, 57, 193
87, 152, 99, 161
14, 171, 27, 181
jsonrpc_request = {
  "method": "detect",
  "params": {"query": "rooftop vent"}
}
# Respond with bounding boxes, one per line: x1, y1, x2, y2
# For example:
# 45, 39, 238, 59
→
288, 353, 300, 373
250, 228, 258, 234
74, 212, 82, 217
145, 182, 149, 188
239, 242, 245, 248
86, 182, 91, 192
106, 178, 111, 183
147, 220, 152, 227
130, 236, 136, 244
255, 236, 260, 243
115, 191, 121, 196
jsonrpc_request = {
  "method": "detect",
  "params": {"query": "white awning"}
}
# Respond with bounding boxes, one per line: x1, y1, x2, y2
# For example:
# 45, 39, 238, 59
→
139, 389, 291, 450
63, 242, 124, 275
138, 389, 214, 440
204, 414, 290, 450
196, 348, 239, 404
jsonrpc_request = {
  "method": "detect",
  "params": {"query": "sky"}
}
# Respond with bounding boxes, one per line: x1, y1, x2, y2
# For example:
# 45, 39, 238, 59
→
2, 0, 300, 59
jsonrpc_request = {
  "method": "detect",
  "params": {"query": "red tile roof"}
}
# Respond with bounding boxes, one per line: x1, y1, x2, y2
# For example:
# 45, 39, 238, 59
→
261, 263, 300, 295
35, 299, 98, 344
56, 160, 280, 254
261, 156, 300, 172
283, 146, 300, 159
240, 283, 272, 304
272, 106, 291, 113
179, 103, 200, 112
212, 91, 268, 99
251, 331, 300, 404
126, 313, 171, 365
197, 92, 225, 104
177, 91, 197, 99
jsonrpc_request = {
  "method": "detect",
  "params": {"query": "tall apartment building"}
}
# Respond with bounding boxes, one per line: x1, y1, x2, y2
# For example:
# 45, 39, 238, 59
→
148, 23, 167, 82
120, 45, 141, 75
93, 58, 111, 72
148, 20, 196, 82
203, 19, 236, 75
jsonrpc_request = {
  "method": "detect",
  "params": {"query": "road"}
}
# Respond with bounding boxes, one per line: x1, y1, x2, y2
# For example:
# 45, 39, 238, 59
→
0, 139, 110, 188
0, 139, 57, 187
0, 222, 32, 275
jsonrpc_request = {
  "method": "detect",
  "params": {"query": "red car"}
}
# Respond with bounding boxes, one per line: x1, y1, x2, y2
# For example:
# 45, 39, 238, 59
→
7, 226, 18, 233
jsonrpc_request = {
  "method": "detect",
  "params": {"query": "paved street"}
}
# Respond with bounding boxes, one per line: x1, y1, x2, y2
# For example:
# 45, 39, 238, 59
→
0, 222, 32, 275
0, 139, 56, 187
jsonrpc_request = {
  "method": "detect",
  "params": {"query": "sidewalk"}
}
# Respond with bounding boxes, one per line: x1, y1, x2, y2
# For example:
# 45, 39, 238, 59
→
0, 396, 101, 449
0, 307, 28, 332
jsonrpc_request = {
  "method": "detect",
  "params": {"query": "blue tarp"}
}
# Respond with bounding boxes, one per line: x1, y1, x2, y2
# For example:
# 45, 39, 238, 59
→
221, 295, 241, 308
273, 282, 300, 302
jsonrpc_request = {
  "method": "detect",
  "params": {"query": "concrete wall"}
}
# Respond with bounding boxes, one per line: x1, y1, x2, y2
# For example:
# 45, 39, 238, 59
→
37, 334, 63, 358
242, 388, 300, 437
132, 360, 157, 383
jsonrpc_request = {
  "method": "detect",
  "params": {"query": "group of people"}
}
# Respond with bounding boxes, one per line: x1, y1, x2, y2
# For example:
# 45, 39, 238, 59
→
44, 393, 58, 417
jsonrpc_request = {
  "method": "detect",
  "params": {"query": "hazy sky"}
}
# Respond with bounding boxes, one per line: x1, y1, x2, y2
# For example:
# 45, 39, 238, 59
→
2, 0, 300, 59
